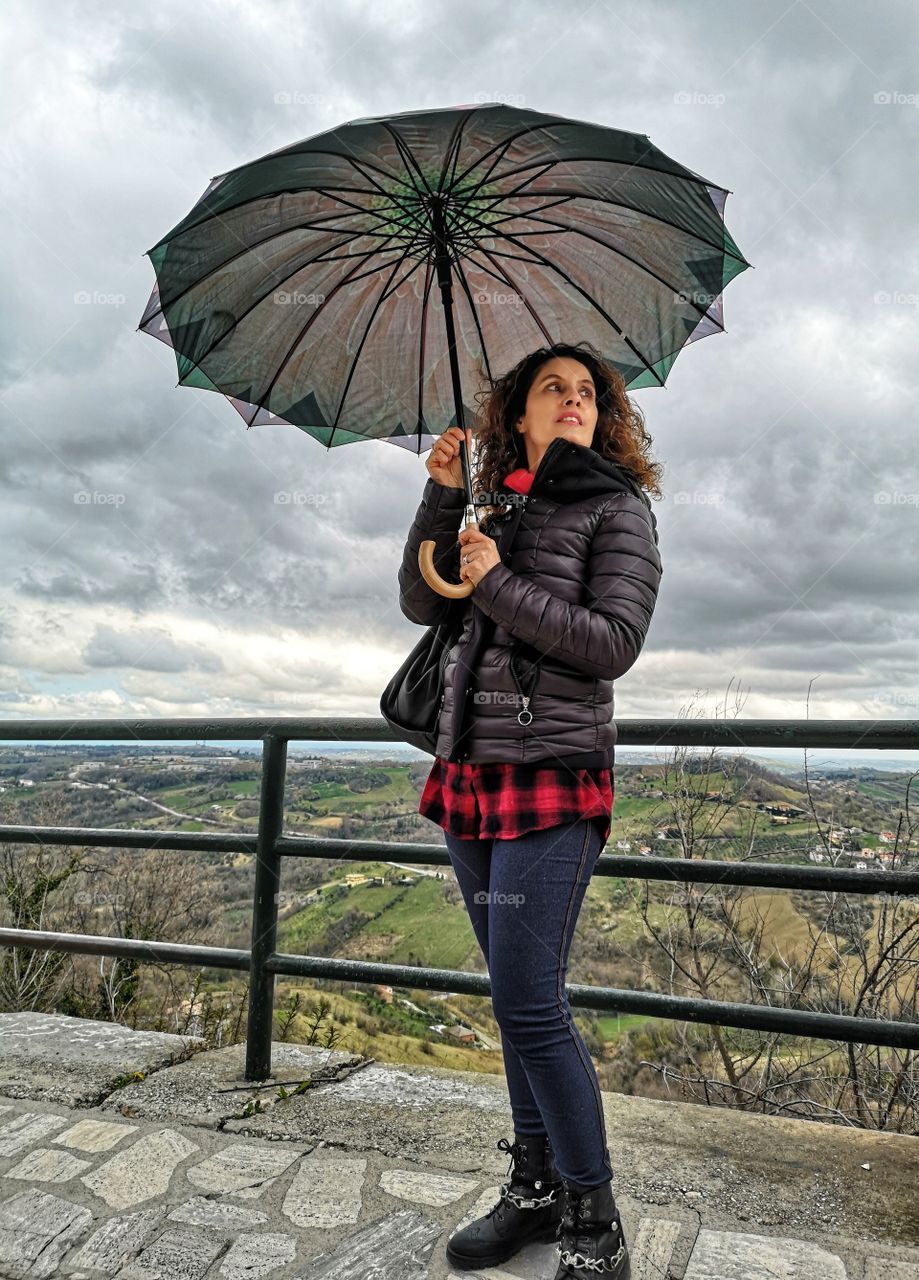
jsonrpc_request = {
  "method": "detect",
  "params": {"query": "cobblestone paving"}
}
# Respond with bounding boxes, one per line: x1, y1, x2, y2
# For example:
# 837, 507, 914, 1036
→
1, 1097, 918, 1279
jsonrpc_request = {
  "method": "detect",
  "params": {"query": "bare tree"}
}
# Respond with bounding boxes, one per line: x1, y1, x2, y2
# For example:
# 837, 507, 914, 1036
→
73, 846, 222, 1026
630, 677, 919, 1131
0, 789, 94, 1012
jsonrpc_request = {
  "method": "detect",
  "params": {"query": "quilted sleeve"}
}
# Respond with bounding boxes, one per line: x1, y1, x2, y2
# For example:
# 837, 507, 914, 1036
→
398, 476, 468, 626
470, 494, 662, 680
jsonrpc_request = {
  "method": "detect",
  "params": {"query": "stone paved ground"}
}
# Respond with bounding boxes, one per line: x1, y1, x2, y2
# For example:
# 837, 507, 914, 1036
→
0, 1013, 917, 1279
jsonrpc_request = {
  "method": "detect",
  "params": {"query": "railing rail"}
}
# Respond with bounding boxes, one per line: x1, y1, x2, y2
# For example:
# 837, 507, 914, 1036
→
0, 715, 917, 1078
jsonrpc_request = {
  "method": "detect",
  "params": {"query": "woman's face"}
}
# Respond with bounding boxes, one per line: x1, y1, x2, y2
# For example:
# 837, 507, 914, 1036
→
514, 357, 599, 469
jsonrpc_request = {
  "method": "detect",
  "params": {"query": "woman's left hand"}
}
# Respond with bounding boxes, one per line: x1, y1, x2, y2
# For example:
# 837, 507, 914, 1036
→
458, 527, 501, 586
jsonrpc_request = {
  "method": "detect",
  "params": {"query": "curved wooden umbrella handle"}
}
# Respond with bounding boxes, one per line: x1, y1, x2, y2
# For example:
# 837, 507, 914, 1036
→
419, 513, 478, 598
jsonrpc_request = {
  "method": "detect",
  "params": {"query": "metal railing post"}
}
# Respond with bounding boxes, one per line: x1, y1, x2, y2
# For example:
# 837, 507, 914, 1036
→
245, 732, 287, 1080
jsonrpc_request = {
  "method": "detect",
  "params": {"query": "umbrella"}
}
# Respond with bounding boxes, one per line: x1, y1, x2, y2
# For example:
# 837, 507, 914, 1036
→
139, 102, 751, 597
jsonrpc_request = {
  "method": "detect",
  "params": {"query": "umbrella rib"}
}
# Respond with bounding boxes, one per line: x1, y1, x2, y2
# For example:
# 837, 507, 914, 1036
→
445, 194, 577, 256
449, 152, 745, 263
147, 161, 443, 363
457, 232, 667, 388
447, 126, 527, 199
454, 192, 576, 234
436, 108, 477, 198
508, 211, 726, 330
203, 143, 420, 199
146, 150, 421, 253
150, 187, 442, 388
365, 219, 438, 300
444, 155, 745, 272
447, 251, 497, 394
531, 186, 745, 263
447, 120, 729, 199
249, 236, 407, 432
327, 235, 433, 438
456, 244, 556, 351
376, 255, 432, 304
308, 187, 425, 239
381, 122, 434, 196
329, 147, 421, 203
148, 205, 415, 331
156, 230, 411, 378
416, 256, 436, 451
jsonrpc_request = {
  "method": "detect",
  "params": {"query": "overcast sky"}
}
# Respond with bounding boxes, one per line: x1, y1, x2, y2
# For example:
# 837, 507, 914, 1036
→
1, 0, 917, 759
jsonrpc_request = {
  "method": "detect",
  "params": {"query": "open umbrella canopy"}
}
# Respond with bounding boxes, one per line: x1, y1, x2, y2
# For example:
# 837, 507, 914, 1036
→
139, 102, 751, 454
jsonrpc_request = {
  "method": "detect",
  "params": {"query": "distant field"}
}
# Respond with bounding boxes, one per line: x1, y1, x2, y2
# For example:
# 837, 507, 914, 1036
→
595, 1013, 654, 1038
279, 866, 478, 972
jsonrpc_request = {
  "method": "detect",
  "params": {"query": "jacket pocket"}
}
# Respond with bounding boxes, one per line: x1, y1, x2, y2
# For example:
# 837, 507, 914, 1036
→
508, 644, 539, 726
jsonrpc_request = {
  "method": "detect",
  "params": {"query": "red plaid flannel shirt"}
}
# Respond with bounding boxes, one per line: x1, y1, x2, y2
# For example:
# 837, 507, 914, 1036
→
417, 465, 614, 845
419, 756, 613, 844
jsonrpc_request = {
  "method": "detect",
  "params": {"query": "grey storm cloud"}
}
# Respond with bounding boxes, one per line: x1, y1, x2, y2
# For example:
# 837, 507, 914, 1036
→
0, 0, 917, 722
84, 624, 224, 674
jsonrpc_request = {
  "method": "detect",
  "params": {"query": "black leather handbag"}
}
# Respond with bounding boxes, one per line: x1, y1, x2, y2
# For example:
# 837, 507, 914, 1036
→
379, 614, 464, 756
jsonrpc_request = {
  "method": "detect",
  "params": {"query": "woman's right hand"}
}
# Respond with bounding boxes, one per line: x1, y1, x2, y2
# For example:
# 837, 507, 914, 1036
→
425, 426, 467, 489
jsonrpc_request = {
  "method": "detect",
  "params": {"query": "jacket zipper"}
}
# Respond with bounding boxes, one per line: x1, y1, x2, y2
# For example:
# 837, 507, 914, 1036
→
508, 649, 537, 726
438, 628, 455, 714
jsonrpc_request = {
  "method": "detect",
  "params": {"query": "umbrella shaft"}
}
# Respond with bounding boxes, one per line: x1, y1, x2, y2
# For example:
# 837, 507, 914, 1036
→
430, 196, 475, 512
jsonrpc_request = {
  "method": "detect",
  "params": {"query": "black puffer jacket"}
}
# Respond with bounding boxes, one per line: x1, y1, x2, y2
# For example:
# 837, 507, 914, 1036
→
398, 435, 662, 767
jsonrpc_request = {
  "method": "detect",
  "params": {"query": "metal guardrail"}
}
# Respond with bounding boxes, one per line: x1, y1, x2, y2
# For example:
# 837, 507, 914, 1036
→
0, 716, 917, 1079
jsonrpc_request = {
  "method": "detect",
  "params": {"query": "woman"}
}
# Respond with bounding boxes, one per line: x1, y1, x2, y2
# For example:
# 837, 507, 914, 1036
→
398, 341, 662, 1279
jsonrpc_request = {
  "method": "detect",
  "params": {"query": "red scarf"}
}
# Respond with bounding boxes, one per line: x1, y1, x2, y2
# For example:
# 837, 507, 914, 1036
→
502, 468, 534, 494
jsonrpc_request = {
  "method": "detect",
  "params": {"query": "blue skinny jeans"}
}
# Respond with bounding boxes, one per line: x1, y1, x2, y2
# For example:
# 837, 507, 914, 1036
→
443, 817, 614, 1191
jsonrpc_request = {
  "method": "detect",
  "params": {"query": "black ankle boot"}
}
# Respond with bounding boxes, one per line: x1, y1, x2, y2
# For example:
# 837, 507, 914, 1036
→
553, 1177, 630, 1278
445, 1130, 564, 1271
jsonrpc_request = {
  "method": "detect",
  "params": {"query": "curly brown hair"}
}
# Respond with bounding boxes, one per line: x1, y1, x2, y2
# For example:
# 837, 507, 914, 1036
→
470, 341, 663, 521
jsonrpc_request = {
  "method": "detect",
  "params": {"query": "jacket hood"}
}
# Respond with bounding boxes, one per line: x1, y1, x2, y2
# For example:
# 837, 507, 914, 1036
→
527, 436, 660, 544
